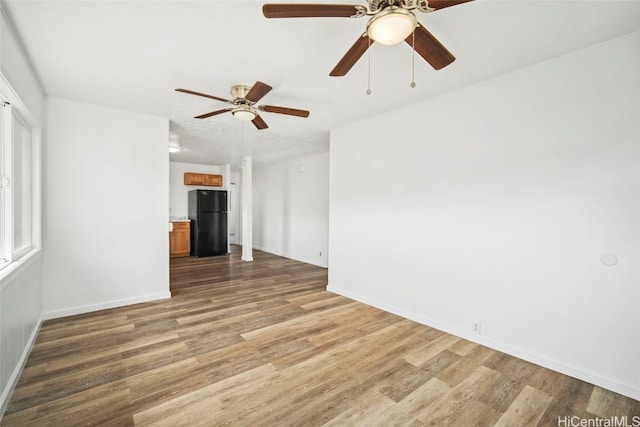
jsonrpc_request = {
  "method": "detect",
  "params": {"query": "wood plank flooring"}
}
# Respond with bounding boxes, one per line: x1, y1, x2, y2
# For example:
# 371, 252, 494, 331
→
2, 246, 639, 426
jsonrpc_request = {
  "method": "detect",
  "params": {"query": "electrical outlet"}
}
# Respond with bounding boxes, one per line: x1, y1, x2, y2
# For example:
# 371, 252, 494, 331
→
319, 251, 322, 257
473, 321, 482, 335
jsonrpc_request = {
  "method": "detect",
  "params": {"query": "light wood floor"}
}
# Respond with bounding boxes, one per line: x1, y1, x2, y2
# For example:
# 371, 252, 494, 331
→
2, 246, 638, 426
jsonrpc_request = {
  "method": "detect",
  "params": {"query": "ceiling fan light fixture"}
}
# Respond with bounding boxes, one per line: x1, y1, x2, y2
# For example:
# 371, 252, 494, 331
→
367, 7, 417, 46
232, 106, 257, 122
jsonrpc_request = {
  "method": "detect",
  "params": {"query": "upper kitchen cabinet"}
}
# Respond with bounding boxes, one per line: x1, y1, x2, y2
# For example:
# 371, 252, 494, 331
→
184, 172, 223, 187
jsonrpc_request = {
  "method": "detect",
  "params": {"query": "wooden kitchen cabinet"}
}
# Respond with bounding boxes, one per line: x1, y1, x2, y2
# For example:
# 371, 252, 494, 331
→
169, 221, 191, 258
204, 174, 223, 186
184, 172, 222, 187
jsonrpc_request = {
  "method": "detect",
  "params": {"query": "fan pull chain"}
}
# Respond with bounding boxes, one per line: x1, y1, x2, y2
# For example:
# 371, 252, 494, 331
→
367, 38, 372, 95
410, 31, 416, 88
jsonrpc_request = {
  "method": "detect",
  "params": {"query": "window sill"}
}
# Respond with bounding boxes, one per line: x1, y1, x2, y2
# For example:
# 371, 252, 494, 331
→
0, 249, 41, 290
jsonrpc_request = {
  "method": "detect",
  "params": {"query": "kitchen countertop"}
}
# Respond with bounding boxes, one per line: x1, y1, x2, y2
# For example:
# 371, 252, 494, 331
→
170, 217, 190, 223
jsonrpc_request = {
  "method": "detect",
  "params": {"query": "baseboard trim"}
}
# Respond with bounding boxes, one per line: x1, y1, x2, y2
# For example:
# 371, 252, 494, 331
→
327, 283, 640, 401
43, 291, 171, 320
0, 314, 43, 420
252, 245, 328, 268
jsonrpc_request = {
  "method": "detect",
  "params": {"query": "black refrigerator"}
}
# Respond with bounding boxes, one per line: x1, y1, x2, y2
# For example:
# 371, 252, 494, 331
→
188, 190, 228, 257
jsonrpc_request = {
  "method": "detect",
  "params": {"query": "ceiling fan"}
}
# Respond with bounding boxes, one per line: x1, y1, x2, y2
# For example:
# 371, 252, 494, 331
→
175, 81, 310, 130
263, 0, 473, 76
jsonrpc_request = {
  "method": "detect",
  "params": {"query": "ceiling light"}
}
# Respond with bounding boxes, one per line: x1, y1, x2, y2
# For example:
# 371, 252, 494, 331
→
232, 106, 257, 122
168, 136, 181, 153
367, 7, 417, 46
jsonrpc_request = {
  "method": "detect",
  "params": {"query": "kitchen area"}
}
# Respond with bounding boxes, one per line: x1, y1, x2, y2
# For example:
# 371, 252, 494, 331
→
169, 162, 240, 259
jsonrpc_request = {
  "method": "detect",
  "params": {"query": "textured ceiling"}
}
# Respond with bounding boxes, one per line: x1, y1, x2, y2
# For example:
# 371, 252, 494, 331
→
3, 0, 640, 168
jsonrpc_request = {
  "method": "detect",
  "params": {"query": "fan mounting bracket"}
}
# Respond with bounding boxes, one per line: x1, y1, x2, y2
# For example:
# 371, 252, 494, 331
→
232, 104, 258, 118
352, 5, 367, 17
366, 0, 434, 14
417, 0, 436, 13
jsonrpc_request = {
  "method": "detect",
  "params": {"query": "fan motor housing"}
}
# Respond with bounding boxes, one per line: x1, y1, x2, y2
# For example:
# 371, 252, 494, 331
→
230, 85, 252, 103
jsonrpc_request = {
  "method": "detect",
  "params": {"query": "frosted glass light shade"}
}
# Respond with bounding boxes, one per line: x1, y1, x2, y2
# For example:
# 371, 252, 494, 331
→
232, 109, 256, 121
367, 8, 417, 46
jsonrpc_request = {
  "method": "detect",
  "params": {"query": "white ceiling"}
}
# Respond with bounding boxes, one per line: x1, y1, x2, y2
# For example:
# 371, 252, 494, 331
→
3, 0, 640, 168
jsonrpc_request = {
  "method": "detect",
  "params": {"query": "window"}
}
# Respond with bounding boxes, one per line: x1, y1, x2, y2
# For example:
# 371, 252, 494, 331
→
0, 102, 7, 267
11, 112, 32, 257
0, 97, 38, 271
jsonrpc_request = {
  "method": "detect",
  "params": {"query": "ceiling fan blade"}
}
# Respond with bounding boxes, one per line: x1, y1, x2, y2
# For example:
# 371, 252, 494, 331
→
258, 105, 310, 118
252, 115, 269, 130
425, 0, 474, 11
330, 33, 371, 77
175, 88, 231, 103
263, 4, 363, 18
194, 108, 233, 119
245, 81, 273, 103
406, 24, 455, 70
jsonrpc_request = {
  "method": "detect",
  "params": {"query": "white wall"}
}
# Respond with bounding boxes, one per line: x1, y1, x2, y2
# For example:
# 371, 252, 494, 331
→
43, 97, 170, 318
0, 255, 42, 415
253, 152, 329, 267
0, 8, 43, 125
0, 6, 44, 417
328, 33, 640, 400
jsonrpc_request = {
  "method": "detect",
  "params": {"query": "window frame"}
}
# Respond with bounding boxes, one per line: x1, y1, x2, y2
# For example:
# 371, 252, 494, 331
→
1, 102, 12, 269
0, 72, 41, 275
10, 109, 33, 259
